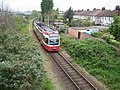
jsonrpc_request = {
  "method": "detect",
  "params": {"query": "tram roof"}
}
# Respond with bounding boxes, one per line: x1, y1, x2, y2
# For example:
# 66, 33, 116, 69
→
41, 26, 54, 32
36, 22, 59, 34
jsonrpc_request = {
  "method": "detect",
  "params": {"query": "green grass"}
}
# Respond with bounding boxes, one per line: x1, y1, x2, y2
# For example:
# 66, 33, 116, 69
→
39, 76, 54, 90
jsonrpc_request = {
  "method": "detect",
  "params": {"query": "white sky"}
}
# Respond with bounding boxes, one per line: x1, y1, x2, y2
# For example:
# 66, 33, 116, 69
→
0, 0, 120, 11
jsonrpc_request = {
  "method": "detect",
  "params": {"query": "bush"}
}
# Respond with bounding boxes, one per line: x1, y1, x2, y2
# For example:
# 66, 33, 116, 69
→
70, 20, 92, 27
91, 32, 102, 38
108, 16, 120, 42
61, 34, 120, 90
109, 39, 120, 46
59, 29, 65, 33
0, 32, 44, 90
101, 33, 120, 46
70, 20, 79, 27
0, 15, 53, 90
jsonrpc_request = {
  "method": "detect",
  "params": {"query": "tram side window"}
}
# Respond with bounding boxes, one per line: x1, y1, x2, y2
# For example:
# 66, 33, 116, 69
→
45, 38, 48, 44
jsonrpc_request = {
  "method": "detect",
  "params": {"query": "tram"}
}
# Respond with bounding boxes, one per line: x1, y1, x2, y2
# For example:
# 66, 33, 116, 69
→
33, 21, 60, 51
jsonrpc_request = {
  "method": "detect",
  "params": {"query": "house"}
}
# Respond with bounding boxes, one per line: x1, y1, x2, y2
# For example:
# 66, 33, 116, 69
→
73, 9, 120, 26
97, 10, 116, 26
89, 10, 102, 25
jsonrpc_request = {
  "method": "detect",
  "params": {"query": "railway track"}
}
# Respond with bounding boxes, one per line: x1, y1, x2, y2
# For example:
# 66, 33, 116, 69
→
50, 52, 97, 90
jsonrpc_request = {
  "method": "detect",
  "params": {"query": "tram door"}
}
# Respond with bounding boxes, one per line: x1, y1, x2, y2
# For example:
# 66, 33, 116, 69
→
78, 32, 81, 39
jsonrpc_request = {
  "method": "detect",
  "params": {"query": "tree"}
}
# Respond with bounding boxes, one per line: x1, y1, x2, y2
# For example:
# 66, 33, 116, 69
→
49, 9, 59, 22
63, 7, 74, 26
31, 10, 41, 21
32, 10, 38, 17
56, 8, 59, 12
93, 8, 96, 11
115, 5, 120, 10
109, 16, 120, 41
115, 5, 120, 16
87, 9, 90, 11
102, 7, 105, 11
41, 0, 54, 25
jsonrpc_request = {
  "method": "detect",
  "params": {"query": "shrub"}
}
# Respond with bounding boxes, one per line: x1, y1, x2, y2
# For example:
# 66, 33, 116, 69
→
61, 34, 120, 90
0, 32, 44, 90
109, 39, 120, 46
91, 32, 102, 38
70, 20, 79, 27
70, 20, 92, 27
59, 28, 65, 33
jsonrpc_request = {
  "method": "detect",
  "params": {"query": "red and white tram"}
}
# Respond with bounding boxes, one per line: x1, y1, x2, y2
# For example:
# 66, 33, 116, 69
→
33, 21, 60, 51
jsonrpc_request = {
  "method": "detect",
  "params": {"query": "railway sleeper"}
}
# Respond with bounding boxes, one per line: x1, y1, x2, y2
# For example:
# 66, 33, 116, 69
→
78, 84, 93, 90
59, 62, 70, 65
58, 60, 67, 63
66, 70, 76, 73
77, 80, 88, 84
73, 78, 84, 82
71, 75, 83, 79
68, 73, 81, 76
64, 68, 74, 71
62, 65, 72, 68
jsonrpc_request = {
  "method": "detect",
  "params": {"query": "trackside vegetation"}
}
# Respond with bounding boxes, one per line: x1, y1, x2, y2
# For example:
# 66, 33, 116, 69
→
0, 13, 53, 90
60, 34, 120, 90
0, 31, 44, 90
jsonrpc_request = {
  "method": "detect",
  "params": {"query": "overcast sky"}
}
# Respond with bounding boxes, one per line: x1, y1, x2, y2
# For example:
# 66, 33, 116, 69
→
0, 0, 119, 11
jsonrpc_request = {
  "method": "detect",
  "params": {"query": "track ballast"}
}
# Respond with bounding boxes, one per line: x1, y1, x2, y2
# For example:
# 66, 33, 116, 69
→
50, 52, 97, 90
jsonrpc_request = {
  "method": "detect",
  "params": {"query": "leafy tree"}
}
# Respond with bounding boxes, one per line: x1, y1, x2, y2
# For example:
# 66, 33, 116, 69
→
87, 9, 90, 11
109, 16, 120, 41
115, 5, 120, 10
63, 7, 74, 26
49, 9, 59, 22
56, 8, 59, 12
93, 8, 96, 11
32, 10, 38, 17
102, 7, 105, 11
31, 10, 41, 21
41, 0, 54, 25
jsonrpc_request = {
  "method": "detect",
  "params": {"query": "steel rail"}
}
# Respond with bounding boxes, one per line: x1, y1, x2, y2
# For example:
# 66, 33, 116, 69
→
50, 53, 81, 90
58, 52, 97, 90
50, 52, 97, 90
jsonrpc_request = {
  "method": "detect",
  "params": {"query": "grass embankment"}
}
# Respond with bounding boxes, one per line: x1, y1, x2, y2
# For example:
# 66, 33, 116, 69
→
26, 17, 54, 90
0, 15, 53, 90
60, 34, 120, 90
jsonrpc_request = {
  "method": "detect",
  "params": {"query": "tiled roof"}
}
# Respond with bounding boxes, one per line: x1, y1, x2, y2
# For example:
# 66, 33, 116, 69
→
98, 10, 116, 17
89, 10, 102, 16
82, 11, 93, 16
74, 10, 118, 17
